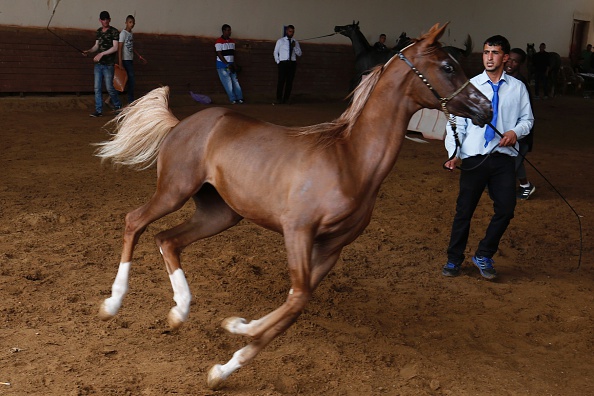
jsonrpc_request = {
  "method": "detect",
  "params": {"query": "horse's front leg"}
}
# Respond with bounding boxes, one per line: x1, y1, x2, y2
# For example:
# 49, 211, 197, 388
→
208, 313, 301, 390
208, 239, 343, 389
220, 229, 314, 339
221, 244, 343, 337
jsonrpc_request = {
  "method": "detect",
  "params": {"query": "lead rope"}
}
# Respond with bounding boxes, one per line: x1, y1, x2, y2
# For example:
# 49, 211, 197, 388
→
299, 31, 341, 42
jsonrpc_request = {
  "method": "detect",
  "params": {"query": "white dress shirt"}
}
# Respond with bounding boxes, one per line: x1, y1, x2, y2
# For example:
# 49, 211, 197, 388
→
445, 71, 534, 159
273, 36, 302, 63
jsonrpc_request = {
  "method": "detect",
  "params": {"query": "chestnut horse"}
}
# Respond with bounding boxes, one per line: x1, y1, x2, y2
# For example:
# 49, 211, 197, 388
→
95, 23, 491, 389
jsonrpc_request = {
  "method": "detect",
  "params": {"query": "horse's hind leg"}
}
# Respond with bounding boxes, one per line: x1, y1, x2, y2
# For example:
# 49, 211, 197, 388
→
99, 187, 197, 321
155, 184, 242, 328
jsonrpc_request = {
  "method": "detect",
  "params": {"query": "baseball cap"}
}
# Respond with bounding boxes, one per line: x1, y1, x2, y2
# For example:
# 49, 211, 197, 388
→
99, 11, 110, 20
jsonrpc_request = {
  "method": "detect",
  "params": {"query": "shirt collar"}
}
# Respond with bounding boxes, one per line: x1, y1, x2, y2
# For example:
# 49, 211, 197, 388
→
478, 70, 509, 86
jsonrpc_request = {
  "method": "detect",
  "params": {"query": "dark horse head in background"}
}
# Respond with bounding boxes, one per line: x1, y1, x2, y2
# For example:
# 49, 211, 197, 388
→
443, 34, 473, 60
335, 21, 472, 91
334, 21, 412, 90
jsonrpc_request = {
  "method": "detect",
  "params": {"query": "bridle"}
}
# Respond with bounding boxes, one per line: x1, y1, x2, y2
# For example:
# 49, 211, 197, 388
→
396, 47, 470, 122
395, 43, 485, 169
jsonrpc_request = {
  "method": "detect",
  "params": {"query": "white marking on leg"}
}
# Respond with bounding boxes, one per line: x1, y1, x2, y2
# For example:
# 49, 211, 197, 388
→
221, 290, 291, 336
167, 268, 191, 328
222, 317, 248, 334
100, 262, 131, 319
207, 348, 246, 389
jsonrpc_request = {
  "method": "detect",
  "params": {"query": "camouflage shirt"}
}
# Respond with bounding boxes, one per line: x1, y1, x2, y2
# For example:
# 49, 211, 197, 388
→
95, 26, 120, 65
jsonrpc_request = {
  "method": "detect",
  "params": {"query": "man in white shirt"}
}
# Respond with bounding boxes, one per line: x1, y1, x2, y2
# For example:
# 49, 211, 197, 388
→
273, 25, 302, 104
442, 35, 534, 280
118, 15, 147, 104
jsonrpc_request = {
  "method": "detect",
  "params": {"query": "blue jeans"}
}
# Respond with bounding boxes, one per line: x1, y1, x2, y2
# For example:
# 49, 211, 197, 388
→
94, 63, 122, 113
122, 60, 135, 103
217, 67, 243, 102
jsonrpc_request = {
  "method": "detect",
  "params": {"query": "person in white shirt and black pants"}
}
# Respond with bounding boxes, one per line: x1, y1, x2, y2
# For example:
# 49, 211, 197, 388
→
273, 25, 302, 104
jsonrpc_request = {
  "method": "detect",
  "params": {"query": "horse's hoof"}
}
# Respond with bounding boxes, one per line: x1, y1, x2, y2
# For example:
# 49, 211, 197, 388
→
221, 317, 246, 334
167, 307, 187, 329
98, 300, 117, 321
207, 364, 225, 390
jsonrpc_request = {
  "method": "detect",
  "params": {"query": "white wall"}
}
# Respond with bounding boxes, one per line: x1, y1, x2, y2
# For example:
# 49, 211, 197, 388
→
1, 0, 593, 54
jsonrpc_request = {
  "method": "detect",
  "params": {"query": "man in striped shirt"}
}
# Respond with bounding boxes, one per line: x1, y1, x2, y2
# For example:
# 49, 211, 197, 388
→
215, 24, 244, 104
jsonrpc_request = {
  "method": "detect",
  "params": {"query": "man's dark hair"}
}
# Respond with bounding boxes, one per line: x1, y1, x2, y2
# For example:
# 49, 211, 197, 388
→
510, 47, 527, 63
126, 15, 135, 22
484, 35, 510, 54
222, 24, 231, 32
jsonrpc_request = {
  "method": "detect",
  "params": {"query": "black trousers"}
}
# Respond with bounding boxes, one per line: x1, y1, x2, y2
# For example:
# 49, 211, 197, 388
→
447, 154, 516, 264
276, 61, 297, 103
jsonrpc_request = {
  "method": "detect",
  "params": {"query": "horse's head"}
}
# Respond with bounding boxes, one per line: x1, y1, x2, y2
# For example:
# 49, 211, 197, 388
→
393, 32, 412, 52
393, 23, 491, 127
526, 43, 535, 57
334, 21, 359, 36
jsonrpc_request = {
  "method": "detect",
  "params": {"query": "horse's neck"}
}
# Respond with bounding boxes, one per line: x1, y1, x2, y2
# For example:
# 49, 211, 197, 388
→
348, 30, 372, 55
348, 79, 417, 183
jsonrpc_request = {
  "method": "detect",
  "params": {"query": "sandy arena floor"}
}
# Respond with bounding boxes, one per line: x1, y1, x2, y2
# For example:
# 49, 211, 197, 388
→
0, 92, 592, 395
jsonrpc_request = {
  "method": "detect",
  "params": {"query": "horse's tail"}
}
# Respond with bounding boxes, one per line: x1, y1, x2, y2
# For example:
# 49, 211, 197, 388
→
462, 34, 473, 57
94, 86, 180, 170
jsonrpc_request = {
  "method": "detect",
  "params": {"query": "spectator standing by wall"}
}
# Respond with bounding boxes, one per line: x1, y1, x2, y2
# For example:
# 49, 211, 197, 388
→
118, 14, 147, 104
532, 42, 550, 99
83, 11, 122, 117
215, 24, 244, 104
273, 25, 302, 104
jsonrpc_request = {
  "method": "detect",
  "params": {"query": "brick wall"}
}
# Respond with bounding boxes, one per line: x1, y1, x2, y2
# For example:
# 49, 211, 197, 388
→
0, 26, 354, 99
1, 26, 505, 100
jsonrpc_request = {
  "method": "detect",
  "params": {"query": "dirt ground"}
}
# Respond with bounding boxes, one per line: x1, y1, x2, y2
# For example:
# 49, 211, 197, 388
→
1, 91, 593, 396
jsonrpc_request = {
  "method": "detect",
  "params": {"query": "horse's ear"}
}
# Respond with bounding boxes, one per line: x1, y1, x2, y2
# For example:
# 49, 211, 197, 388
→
422, 23, 449, 46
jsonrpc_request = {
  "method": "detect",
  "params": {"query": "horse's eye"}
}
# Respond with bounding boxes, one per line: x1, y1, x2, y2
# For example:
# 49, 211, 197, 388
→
443, 64, 454, 73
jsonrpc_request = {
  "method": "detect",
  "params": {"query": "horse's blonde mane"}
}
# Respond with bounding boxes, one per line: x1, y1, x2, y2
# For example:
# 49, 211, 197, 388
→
294, 39, 421, 147
293, 65, 383, 145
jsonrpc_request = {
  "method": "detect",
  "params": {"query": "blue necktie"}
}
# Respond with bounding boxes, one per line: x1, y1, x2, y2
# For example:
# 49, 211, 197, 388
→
484, 81, 501, 147
288, 38, 293, 60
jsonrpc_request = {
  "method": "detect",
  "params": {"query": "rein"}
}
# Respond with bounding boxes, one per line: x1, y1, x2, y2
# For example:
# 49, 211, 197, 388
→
396, 46, 583, 270
299, 31, 341, 41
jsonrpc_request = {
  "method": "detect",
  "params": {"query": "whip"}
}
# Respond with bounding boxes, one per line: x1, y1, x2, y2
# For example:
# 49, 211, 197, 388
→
46, 0, 84, 53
